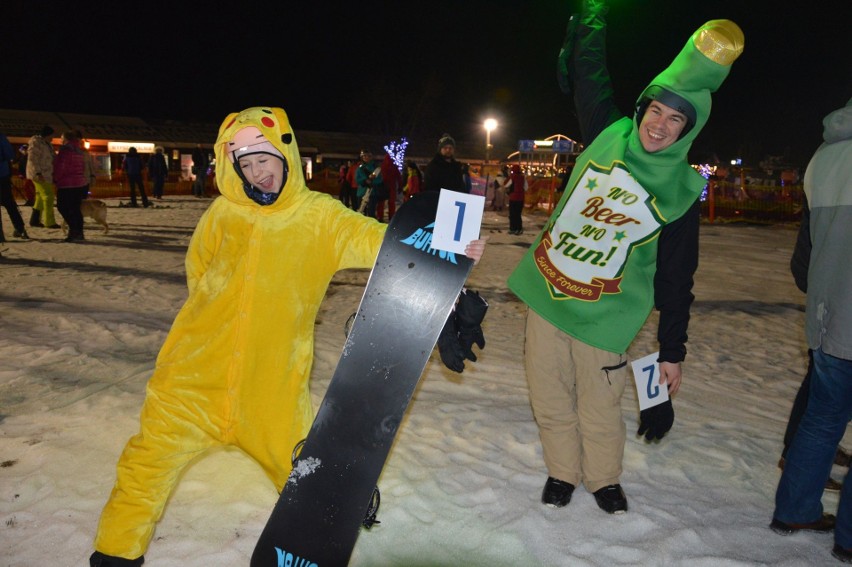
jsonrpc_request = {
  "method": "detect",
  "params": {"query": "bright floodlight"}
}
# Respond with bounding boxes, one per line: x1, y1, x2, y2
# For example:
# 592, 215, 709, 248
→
484, 119, 497, 163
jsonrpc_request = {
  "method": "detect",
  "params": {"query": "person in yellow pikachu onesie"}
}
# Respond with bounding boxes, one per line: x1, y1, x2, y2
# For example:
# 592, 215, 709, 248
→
90, 106, 486, 566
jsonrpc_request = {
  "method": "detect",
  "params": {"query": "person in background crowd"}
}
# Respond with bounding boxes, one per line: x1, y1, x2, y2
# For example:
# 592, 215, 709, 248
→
491, 165, 508, 212
507, 164, 526, 235
26, 124, 60, 229
461, 162, 473, 194
122, 147, 151, 208
78, 130, 97, 197
377, 153, 401, 222
16, 144, 35, 206
402, 160, 422, 202
0, 132, 28, 241
338, 160, 354, 209
88, 106, 487, 566
423, 134, 466, 193
355, 149, 382, 218
191, 143, 210, 198
54, 130, 89, 242
345, 157, 359, 210
779, 198, 851, 492
148, 146, 168, 199
771, 97, 852, 564
508, 0, 743, 515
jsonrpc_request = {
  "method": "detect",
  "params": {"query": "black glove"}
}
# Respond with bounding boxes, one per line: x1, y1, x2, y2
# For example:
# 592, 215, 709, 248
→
437, 313, 465, 373
455, 289, 488, 362
637, 399, 674, 441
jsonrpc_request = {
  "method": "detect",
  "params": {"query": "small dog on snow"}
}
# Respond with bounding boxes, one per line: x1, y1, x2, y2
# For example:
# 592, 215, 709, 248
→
62, 199, 109, 233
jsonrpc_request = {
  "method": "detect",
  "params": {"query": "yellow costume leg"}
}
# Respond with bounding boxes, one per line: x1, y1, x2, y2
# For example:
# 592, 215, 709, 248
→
93, 390, 222, 560
32, 188, 44, 215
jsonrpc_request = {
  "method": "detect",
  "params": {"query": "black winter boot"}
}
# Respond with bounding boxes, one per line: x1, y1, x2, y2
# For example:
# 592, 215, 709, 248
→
29, 209, 42, 227
89, 551, 144, 566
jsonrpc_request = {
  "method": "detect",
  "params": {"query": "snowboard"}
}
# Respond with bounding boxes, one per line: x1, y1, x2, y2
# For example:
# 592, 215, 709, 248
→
251, 191, 475, 567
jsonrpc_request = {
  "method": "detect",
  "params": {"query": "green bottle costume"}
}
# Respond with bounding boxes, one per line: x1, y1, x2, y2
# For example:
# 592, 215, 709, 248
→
509, 19, 745, 353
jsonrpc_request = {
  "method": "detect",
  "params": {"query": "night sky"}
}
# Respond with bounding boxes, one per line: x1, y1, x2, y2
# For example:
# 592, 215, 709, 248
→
5, 1, 849, 167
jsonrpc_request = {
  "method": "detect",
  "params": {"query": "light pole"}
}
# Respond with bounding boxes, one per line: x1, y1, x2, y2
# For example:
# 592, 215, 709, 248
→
484, 118, 497, 164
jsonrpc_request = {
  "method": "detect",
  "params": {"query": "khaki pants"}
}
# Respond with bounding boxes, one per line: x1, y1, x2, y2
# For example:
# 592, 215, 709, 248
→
524, 309, 628, 492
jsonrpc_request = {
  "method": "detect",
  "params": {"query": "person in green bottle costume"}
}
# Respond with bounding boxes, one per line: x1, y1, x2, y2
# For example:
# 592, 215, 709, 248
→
508, 0, 744, 514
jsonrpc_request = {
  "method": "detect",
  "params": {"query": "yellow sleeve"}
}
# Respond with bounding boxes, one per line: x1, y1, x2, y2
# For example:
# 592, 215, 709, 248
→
184, 204, 220, 295
325, 201, 388, 270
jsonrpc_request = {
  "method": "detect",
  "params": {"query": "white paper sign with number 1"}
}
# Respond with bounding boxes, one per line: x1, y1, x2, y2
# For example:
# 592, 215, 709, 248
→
431, 189, 485, 255
631, 352, 670, 411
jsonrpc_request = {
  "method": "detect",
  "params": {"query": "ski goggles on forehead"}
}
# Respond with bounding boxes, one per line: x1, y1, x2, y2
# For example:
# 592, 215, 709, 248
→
230, 141, 284, 163
228, 126, 284, 163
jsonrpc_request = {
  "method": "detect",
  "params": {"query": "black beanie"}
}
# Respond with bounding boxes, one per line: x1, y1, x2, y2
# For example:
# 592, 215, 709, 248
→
438, 134, 455, 150
40, 125, 54, 137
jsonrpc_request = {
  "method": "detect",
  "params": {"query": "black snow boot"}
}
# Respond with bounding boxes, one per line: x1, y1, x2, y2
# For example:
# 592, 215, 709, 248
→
89, 551, 144, 566
29, 209, 42, 227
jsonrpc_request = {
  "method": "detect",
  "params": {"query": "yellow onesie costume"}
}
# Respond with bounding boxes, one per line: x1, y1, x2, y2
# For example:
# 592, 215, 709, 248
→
93, 107, 386, 561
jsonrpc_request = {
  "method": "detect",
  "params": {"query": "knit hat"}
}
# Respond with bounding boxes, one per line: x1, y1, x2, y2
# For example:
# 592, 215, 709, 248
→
227, 126, 285, 163
438, 134, 456, 150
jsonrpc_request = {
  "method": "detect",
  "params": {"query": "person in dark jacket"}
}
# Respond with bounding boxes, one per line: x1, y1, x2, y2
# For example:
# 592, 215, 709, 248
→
508, 0, 743, 515
0, 132, 28, 241
148, 146, 168, 199
423, 134, 466, 193
191, 143, 209, 198
122, 147, 150, 207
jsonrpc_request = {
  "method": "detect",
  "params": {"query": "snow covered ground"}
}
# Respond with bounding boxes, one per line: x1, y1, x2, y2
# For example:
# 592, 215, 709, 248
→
1, 196, 848, 566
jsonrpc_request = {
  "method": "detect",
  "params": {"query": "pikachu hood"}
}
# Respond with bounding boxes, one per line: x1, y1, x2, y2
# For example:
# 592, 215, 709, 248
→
215, 106, 306, 208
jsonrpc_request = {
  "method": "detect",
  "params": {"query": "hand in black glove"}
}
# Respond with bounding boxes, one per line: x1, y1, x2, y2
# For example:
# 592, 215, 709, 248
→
637, 399, 674, 441
455, 289, 488, 362
437, 313, 465, 373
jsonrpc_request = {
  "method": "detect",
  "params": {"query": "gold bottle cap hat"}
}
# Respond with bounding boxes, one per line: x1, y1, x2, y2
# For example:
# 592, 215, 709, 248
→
693, 20, 745, 66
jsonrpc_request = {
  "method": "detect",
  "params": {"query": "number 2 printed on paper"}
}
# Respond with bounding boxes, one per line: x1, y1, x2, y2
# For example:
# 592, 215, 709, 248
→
631, 352, 669, 410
